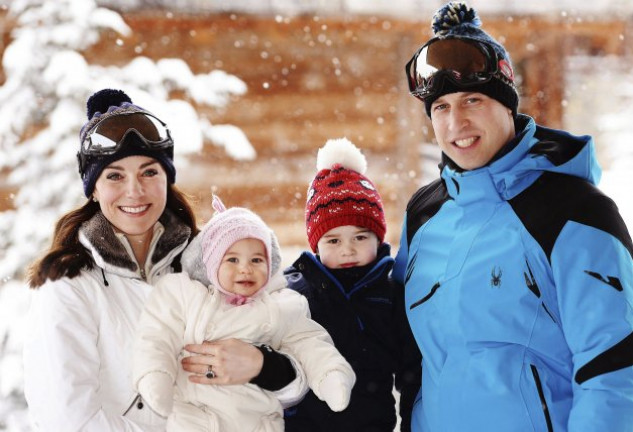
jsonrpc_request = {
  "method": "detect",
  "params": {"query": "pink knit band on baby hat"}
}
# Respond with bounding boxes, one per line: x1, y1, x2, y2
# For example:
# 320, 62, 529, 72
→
200, 196, 275, 302
305, 138, 386, 252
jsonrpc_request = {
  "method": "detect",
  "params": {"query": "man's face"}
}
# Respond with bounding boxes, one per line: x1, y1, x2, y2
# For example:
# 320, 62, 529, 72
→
430, 92, 515, 170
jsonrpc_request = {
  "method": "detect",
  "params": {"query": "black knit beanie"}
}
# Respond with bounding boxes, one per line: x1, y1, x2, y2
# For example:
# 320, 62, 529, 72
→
77, 89, 176, 197
422, 2, 519, 117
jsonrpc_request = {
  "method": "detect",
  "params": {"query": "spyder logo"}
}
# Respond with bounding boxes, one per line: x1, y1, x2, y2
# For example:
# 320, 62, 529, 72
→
491, 266, 502, 288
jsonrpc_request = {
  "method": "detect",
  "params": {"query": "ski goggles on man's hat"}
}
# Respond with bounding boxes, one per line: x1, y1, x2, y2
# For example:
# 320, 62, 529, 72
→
78, 107, 173, 175
405, 37, 515, 102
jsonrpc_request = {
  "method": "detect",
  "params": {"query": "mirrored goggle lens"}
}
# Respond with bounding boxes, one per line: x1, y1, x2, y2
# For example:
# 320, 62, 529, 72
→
82, 113, 171, 155
406, 38, 496, 98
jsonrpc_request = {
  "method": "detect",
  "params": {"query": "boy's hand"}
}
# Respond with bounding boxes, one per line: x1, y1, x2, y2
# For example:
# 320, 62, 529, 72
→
314, 370, 355, 412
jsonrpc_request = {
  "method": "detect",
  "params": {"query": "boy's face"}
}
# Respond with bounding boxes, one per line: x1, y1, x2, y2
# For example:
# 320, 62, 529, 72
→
217, 238, 269, 297
316, 225, 379, 269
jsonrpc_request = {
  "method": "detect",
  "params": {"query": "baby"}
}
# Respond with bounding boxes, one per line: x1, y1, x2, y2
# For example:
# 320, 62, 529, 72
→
133, 196, 355, 431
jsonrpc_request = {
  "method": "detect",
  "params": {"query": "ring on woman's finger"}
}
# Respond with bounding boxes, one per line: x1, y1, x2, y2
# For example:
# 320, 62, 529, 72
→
205, 365, 215, 379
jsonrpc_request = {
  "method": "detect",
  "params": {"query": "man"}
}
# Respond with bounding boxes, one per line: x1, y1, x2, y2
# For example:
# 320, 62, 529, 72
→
393, 2, 633, 431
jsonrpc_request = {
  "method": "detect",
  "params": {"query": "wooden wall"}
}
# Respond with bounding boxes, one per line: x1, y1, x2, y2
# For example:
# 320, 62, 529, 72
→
2, 11, 631, 248
86, 13, 431, 247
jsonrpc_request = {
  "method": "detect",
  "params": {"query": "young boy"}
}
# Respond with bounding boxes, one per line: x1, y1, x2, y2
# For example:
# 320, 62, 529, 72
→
283, 138, 422, 431
132, 196, 355, 432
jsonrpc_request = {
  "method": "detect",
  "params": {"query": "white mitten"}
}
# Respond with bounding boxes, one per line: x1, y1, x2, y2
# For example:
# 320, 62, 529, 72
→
137, 372, 175, 418
314, 370, 355, 412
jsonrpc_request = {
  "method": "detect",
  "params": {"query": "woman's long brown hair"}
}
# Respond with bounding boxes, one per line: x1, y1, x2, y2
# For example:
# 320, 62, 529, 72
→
28, 185, 198, 288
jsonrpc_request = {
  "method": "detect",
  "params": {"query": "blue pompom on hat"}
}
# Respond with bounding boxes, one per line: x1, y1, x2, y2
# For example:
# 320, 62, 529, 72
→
423, 1, 519, 117
78, 89, 176, 197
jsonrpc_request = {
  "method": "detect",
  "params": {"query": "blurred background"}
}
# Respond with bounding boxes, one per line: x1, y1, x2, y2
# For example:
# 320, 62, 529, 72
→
1, 0, 633, 430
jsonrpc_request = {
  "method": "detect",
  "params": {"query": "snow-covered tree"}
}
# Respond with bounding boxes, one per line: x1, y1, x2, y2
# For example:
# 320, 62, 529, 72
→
0, 0, 254, 281
0, 0, 252, 428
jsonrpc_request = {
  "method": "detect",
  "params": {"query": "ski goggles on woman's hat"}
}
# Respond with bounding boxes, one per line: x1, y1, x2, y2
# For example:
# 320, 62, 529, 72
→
77, 108, 173, 175
405, 37, 515, 102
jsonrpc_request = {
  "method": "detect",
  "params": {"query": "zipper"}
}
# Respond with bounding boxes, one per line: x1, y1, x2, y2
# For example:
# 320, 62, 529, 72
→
530, 364, 553, 432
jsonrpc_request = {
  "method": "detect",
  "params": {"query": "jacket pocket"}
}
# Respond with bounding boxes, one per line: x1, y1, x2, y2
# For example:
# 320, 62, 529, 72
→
530, 365, 554, 432
410, 282, 440, 310
122, 394, 143, 416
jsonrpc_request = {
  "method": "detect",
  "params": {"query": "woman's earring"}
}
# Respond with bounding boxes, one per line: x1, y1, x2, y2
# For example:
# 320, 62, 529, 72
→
92, 196, 98, 202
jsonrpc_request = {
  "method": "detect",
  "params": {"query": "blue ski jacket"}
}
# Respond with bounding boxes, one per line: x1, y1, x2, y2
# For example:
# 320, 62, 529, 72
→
393, 115, 633, 431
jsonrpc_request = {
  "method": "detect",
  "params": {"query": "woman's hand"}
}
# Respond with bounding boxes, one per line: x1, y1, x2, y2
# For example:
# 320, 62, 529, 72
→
181, 338, 264, 385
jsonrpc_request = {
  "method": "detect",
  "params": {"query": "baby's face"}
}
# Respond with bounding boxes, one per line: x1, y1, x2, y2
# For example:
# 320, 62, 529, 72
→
316, 225, 379, 270
217, 238, 269, 296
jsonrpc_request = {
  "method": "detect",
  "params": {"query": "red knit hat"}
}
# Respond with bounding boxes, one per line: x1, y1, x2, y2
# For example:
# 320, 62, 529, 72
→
305, 138, 386, 252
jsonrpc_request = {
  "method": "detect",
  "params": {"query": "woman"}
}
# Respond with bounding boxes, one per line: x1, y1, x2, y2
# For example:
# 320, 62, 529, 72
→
23, 89, 303, 431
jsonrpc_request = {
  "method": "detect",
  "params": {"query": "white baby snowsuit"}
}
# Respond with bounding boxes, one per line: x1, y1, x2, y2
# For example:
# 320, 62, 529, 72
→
133, 272, 355, 432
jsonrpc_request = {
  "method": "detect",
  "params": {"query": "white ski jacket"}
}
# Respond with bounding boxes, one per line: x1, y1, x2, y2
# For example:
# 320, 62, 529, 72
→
23, 210, 191, 432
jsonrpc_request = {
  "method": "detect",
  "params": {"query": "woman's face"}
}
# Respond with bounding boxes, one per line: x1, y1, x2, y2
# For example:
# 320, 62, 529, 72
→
92, 156, 167, 243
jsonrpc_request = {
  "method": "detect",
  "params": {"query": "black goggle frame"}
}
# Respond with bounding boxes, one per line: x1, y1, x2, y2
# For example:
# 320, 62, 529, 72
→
405, 36, 515, 102
77, 108, 173, 176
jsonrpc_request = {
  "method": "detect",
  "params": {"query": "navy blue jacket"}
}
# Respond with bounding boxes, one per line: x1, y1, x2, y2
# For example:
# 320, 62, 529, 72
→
394, 115, 633, 431
284, 243, 421, 432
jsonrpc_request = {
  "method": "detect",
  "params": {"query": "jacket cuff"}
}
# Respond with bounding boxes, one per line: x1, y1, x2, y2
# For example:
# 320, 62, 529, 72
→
250, 344, 297, 391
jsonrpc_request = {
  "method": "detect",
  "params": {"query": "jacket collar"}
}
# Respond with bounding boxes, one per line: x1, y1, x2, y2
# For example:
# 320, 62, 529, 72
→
79, 209, 191, 279
440, 114, 600, 205
289, 243, 394, 297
